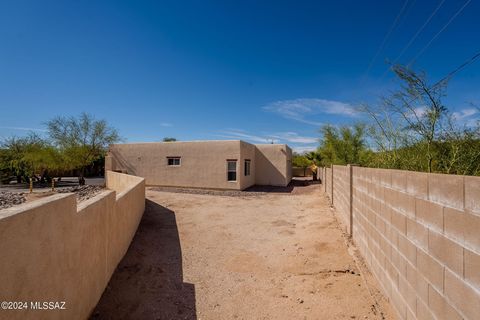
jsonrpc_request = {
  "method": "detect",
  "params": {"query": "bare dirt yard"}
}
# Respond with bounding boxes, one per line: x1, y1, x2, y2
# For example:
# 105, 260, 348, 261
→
92, 182, 394, 320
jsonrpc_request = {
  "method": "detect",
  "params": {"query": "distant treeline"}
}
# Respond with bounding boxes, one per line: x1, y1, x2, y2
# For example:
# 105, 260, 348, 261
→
296, 64, 480, 176
0, 113, 120, 185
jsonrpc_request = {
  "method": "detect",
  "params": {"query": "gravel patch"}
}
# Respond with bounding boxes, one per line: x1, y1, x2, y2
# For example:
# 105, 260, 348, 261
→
149, 186, 267, 197
0, 191, 26, 210
57, 185, 106, 202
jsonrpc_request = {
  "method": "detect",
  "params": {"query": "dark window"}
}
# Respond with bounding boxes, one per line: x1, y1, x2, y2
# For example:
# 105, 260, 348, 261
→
244, 159, 251, 176
227, 160, 237, 181
167, 157, 181, 166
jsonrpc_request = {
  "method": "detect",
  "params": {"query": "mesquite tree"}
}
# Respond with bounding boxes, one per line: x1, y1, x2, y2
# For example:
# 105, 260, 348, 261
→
46, 113, 120, 185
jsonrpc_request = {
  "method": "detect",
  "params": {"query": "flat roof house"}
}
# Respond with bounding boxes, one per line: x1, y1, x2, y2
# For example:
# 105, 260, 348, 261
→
105, 140, 292, 190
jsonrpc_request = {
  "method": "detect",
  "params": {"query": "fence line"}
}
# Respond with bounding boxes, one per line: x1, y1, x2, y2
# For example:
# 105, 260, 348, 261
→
320, 165, 480, 320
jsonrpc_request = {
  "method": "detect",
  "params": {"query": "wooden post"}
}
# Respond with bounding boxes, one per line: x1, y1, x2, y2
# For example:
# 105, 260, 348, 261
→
52, 178, 55, 191
29, 178, 33, 193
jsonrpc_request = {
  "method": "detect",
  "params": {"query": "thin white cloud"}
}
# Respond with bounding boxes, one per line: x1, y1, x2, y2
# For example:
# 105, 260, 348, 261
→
160, 122, 173, 127
215, 129, 276, 144
270, 132, 318, 144
214, 129, 318, 147
291, 145, 317, 154
263, 98, 358, 125
0, 126, 47, 132
452, 108, 478, 120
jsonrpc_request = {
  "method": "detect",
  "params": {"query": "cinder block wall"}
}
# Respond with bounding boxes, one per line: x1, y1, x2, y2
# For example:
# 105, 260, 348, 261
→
332, 165, 351, 234
326, 167, 332, 200
322, 165, 480, 320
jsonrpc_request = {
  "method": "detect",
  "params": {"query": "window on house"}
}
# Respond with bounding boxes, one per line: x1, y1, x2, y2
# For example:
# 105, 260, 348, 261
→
167, 157, 181, 166
244, 159, 251, 176
227, 160, 237, 181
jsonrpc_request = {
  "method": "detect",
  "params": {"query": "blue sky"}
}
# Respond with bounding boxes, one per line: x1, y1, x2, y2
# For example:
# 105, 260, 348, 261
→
1, 0, 479, 153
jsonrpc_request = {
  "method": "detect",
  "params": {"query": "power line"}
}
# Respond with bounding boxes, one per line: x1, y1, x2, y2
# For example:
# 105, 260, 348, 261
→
401, 50, 480, 106
408, 0, 472, 66
363, 0, 410, 77
434, 50, 480, 86
380, 0, 446, 79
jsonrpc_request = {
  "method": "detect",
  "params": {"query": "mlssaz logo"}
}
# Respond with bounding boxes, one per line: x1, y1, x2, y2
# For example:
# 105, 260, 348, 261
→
30, 301, 66, 310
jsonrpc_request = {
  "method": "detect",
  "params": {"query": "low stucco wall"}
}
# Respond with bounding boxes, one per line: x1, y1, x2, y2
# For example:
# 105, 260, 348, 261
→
292, 167, 314, 177
0, 171, 145, 320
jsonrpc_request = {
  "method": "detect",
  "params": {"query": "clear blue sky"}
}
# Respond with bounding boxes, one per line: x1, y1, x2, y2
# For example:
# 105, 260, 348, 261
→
1, 0, 479, 153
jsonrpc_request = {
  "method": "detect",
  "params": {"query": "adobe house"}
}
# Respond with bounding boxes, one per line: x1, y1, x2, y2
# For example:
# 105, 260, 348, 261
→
105, 140, 292, 190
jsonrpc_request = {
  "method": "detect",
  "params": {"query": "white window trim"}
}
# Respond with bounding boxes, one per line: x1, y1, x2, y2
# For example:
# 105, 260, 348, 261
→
244, 159, 251, 176
167, 157, 181, 166
227, 160, 237, 182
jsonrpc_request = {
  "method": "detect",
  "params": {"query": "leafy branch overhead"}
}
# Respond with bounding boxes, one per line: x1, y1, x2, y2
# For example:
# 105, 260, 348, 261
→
318, 64, 480, 176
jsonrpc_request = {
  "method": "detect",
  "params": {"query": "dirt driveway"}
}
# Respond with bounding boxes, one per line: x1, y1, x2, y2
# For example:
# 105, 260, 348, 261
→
92, 183, 393, 320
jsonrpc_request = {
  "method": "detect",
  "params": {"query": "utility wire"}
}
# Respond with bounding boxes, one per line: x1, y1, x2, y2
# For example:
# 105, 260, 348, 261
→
434, 50, 480, 86
403, 49, 480, 106
408, 0, 472, 66
380, 0, 446, 79
363, 0, 410, 77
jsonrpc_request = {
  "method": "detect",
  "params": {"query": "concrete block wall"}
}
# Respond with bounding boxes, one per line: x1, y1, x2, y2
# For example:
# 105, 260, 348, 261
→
322, 166, 480, 320
332, 165, 351, 234
326, 167, 333, 200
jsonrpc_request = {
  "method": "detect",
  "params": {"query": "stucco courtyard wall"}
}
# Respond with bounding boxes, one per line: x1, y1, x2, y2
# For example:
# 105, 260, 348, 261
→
0, 171, 145, 320
322, 165, 480, 320
292, 167, 314, 177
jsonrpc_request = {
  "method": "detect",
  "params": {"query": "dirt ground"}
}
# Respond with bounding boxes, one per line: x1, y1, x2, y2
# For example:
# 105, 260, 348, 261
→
92, 182, 394, 320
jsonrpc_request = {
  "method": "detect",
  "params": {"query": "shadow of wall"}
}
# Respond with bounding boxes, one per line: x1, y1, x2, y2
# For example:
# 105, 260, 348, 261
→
91, 200, 196, 320
254, 149, 287, 187
109, 148, 137, 176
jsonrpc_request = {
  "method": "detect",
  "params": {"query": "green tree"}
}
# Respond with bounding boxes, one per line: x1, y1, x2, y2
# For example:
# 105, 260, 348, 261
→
292, 153, 313, 176
362, 64, 449, 172
0, 133, 62, 183
305, 151, 322, 165
46, 113, 120, 185
162, 137, 177, 142
318, 124, 370, 166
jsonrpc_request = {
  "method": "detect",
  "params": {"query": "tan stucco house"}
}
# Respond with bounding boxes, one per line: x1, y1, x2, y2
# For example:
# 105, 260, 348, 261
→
105, 140, 292, 190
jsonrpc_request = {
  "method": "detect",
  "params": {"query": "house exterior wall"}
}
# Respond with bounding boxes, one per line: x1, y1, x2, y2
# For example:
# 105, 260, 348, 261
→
254, 144, 292, 187
106, 140, 292, 190
107, 140, 245, 190
239, 141, 256, 190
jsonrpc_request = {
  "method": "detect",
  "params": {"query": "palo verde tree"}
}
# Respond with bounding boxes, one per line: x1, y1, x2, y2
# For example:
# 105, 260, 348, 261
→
362, 64, 450, 172
0, 133, 62, 183
318, 124, 370, 166
46, 113, 120, 185
358, 64, 480, 175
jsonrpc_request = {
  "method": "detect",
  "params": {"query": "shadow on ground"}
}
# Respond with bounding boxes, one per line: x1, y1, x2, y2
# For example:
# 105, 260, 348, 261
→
91, 200, 196, 320
245, 177, 320, 193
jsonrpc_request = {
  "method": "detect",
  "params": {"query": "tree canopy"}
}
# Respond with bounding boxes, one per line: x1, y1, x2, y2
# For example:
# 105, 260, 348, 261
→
318, 64, 480, 176
0, 113, 120, 185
